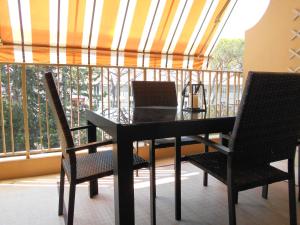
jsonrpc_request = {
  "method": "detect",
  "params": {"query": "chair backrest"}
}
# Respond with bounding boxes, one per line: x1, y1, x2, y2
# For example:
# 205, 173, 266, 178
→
44, 72, 74, 158
131, 81, 178, 107
229, 71, 300, 166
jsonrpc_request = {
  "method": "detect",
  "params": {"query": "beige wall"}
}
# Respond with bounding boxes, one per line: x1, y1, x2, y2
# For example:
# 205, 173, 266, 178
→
0, 154, 61, 180
244, 0, 300, 76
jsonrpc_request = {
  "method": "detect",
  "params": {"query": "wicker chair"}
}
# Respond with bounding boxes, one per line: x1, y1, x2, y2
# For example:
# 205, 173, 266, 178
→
261, 141, 300, 202
185, 71, 300, 225
44, 72, 149, 225
131, 81, 203, 191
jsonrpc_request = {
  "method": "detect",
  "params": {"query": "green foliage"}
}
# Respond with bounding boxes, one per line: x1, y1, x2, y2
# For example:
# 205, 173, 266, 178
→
0, 65, 94, 153
209, 38, 244, 71
0, 65, 26, 152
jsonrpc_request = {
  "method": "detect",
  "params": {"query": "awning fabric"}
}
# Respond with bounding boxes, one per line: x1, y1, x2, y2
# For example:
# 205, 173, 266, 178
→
0, 0, 236, 69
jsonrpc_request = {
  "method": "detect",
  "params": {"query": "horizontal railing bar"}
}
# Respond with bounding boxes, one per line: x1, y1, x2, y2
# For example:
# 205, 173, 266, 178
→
0, 62, 243, 74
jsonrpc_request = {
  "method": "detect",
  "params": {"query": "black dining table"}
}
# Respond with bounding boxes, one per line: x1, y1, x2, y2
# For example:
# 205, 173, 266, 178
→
86, 106, 236, 225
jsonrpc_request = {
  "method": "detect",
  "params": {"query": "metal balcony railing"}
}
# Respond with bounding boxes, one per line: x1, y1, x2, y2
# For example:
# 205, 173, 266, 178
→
0, 64, 243, 159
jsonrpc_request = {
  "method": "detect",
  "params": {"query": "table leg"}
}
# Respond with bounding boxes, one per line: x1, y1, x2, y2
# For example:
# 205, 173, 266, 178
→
88, 121, 98, 198
113, 131, 135, 225
175, 136, 181, 220
262, 185, 268, 199
149, 140, 156, 225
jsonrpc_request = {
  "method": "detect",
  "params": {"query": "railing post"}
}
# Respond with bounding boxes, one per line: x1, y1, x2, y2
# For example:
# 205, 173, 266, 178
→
233, 72, 237, 113
107, 68, 110, 113
7, 66, 15, 154
117, 67, 121, 111
159, 69, 161, 81
101, 67, 104, 113
21, 64, 30, 159
76, 67, 80, 144
219, 71, 223, 116
70, 66, 74, 128
176, 70, 178, 94
237, 72, 241, 103
0, 67, 6, 155
208, 71, 211, 116
128, 68, 131, 110
45, 95, 51, 151
215, 71, 219, 115
134, 68, 136, 81
37, 66, 44, 152
143, 68, 146, 81
226, 72, 230, 116
88, 66, 93, 110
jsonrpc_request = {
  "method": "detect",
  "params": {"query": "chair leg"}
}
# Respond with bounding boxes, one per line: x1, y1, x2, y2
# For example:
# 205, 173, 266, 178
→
89, 179, 98, 198
203, 144, 208, 186
136, 142, 139, 177
203, 134, 209, 187
288, 158, 297, 225
150, 140, 156, 199
58, 165, 65, 216
149, 140, 156, 225
227, 186, 237, 225
262, 185, 269, 199
67, 182, 76, 225
290, 146, 300, 201
234, 191, 238, 204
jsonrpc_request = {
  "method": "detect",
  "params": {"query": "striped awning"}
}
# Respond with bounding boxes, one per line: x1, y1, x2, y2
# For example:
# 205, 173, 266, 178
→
0, 0, 236, 69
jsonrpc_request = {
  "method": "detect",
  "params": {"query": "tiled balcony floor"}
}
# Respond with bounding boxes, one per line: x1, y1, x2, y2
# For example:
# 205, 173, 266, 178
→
0, 161, 299, 225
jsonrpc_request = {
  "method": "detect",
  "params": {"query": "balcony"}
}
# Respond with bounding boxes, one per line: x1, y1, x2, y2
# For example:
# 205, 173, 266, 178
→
0, 0, 299, 225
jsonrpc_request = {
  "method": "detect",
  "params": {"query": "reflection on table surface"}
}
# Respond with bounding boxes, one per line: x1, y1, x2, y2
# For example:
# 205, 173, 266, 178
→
92, 106, 235, 125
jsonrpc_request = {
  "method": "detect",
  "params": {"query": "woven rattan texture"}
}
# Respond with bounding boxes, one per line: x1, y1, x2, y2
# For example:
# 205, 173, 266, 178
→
63, 151, 148, 182
44, 72, 74, 158
188, 152, 289, 190
230, 72, 300, 166
132, 81, 178, 107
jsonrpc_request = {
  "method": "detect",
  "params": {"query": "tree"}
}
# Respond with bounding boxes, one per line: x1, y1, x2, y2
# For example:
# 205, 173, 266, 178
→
204, 38, 244, 116
208, 38, 244, 71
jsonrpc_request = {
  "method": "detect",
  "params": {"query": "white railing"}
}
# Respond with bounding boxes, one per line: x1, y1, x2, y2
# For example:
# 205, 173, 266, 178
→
0, 64, 243, 158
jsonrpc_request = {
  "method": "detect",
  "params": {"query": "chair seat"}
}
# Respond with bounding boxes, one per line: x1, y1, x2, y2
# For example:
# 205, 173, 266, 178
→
63, 150, 148, 183
154, 136, 200, 148
186, 152, 289, 191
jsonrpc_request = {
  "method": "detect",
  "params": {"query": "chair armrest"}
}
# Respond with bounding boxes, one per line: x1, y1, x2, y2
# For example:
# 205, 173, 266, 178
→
70, 125, 93, 131
191, 135, 233, 156
66, 139, 113, 153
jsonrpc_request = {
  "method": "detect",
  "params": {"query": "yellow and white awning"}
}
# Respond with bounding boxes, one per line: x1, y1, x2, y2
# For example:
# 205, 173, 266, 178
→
0, 0, 237, 69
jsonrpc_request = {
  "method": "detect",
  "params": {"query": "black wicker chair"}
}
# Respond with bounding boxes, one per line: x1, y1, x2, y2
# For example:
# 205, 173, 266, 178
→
131, 81, 203, 184
44, 72, 149, 225
185, 71, 300, 225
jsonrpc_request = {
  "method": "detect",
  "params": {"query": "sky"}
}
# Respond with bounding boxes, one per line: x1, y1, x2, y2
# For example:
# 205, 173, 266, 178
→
220, 0, 270, 39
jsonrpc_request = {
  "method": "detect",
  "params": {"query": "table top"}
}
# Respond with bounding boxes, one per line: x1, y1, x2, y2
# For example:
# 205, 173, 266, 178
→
88, 106, 236, 126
